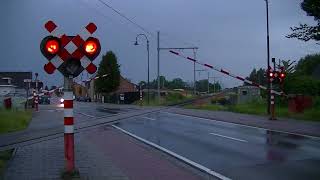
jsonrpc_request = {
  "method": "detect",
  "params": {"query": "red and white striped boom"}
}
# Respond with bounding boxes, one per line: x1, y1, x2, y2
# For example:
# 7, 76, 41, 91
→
169, 50, 285, 96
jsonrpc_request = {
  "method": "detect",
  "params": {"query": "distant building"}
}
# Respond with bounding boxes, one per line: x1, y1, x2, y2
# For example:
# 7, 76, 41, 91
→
86, 75, 138, 102
236, 85, 261, 104
0, 77, 16, 96
114, 76, 138, 94
73, 82, 88, 97
0, 72, 32, 89
0, 72, 43, 97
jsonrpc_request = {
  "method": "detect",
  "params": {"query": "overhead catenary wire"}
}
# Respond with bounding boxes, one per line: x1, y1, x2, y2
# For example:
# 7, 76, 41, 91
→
96, 0, 153, 36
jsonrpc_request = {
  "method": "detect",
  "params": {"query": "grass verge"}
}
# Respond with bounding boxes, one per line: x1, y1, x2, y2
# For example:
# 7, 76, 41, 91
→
137, 93, 195, 106
0, 109, 32, 134
184, 100, 320, 122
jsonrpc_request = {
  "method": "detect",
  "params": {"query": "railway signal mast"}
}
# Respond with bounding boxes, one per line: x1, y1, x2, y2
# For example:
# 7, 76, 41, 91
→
40, 20, 101, 175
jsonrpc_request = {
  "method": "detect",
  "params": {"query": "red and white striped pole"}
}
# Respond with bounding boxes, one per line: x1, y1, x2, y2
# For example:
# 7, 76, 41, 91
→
63, 77, 75, 173
270, 89, 276, 120
139, 85, 143, 106
33, 91, 39, 111
35, 95, 39, 111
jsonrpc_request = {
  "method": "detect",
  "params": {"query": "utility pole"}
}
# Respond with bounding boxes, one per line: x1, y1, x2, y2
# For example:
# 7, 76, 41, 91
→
210, 76, 220, 94
157, 31, 198, 99
193, 49, 197, 95
157, 31, 160, 103
207, 72, 210, 94
265, 0, 271, 114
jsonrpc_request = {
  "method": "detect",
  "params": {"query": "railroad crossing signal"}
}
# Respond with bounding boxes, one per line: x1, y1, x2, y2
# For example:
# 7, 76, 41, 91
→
40, 20, 101, 77
267, 67, 286, 84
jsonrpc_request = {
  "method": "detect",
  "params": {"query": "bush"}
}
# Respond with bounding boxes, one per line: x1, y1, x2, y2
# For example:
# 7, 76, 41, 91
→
211, 97, 230, 105
165, 93, 184, 102
284, 74, 320, 96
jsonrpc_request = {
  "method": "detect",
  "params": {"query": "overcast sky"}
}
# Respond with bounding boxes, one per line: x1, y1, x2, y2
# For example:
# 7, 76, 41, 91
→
0, 0, 319, 88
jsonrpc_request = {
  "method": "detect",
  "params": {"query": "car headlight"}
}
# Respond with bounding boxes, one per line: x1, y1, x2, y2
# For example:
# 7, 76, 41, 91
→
60, 98, 64, 103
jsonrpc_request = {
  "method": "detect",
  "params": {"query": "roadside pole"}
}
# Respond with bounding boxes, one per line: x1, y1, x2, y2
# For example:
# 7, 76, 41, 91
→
140, 84, 143, 106
270, 86, 275, 120
35, 95, 39, 111
63, 76, 76, 173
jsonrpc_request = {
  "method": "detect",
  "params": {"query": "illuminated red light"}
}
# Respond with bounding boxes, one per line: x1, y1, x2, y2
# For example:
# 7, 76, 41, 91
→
269, 72, 274, 78
84, 41, 97, 54
280, 73, 286, 78
45, 39, 60, 54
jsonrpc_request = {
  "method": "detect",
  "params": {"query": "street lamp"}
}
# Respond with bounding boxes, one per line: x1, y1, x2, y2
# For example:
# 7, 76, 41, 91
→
134, 34, 150, 105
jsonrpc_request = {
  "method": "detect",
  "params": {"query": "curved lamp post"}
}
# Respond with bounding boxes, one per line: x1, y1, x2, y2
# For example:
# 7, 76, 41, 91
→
134, 34, 150, 105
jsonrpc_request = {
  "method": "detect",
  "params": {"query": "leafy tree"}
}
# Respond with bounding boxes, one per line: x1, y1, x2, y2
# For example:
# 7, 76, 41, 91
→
287, 0, 320, 43
277, 59, 296, 74
295, 54, 320, 77
196, 79, 209, 92
245, 68, 267, 86
211, 82, 222, 92
284, 74, 320, 96
168, 78, 186, 89
195, 79, 222, 92
95, 51, 120, 94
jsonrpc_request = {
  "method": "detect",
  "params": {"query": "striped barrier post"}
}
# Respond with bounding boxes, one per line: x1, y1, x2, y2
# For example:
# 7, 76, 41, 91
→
63, 77, 75, 173
35, 95, 39, 111
270, 89, 276, 120
139, 85, 143, 106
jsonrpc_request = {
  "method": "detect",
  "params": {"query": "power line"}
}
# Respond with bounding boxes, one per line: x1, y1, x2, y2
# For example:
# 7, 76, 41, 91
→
97, 0, 153, 36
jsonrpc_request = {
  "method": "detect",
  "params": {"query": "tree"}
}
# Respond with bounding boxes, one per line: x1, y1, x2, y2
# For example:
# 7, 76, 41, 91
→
295, 54, 320, 77
245, 68, 267, 86
277, 59, 296, 74
287, 0, 320, 43
95, 51, 120, 94
282, 54, 320, 95
168, 78, 186, 89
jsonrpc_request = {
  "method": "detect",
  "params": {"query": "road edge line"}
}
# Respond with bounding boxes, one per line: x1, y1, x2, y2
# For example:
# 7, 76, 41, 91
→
112, 125, 232, 180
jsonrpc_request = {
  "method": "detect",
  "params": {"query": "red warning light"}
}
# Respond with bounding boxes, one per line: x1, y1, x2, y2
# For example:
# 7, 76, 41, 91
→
45, 39, 60, 54
280, 73, 286, 79
84, 41, 97, 55
269, 72, 274, 78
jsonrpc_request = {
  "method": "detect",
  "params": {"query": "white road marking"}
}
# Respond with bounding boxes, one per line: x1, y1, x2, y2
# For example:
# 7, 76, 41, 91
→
112, 125, 232, 180
163, 112, 320, 140
209, 132, 248, 143
77, 112, 96, 118
142, 117, 156, 121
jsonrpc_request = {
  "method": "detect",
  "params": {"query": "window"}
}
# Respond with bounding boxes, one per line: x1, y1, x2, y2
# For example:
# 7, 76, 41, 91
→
242, 90, 247, 95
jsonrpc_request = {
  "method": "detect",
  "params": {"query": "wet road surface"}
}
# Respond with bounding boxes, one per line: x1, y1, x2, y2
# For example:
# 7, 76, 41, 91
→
115, 111, 320, 180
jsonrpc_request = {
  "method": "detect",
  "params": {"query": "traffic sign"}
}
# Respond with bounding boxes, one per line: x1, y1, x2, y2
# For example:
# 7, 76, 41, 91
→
40, 20, 101, 77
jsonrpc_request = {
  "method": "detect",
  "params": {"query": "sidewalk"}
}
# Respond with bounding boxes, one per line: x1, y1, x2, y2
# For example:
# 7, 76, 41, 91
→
167, 107, 320, 137
4, 126, 205, 180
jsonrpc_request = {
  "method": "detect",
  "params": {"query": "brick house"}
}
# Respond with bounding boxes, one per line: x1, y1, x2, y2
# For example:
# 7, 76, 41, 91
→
73, 82, 88, 98
86, 75, 138, 101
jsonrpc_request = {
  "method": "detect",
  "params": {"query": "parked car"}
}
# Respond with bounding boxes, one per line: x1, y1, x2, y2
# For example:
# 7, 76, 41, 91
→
77, 96, 91, 102
39, 96, 50, 104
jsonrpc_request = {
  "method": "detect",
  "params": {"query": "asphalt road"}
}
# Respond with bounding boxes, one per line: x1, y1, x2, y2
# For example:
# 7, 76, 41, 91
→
114, 111, 320, 180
